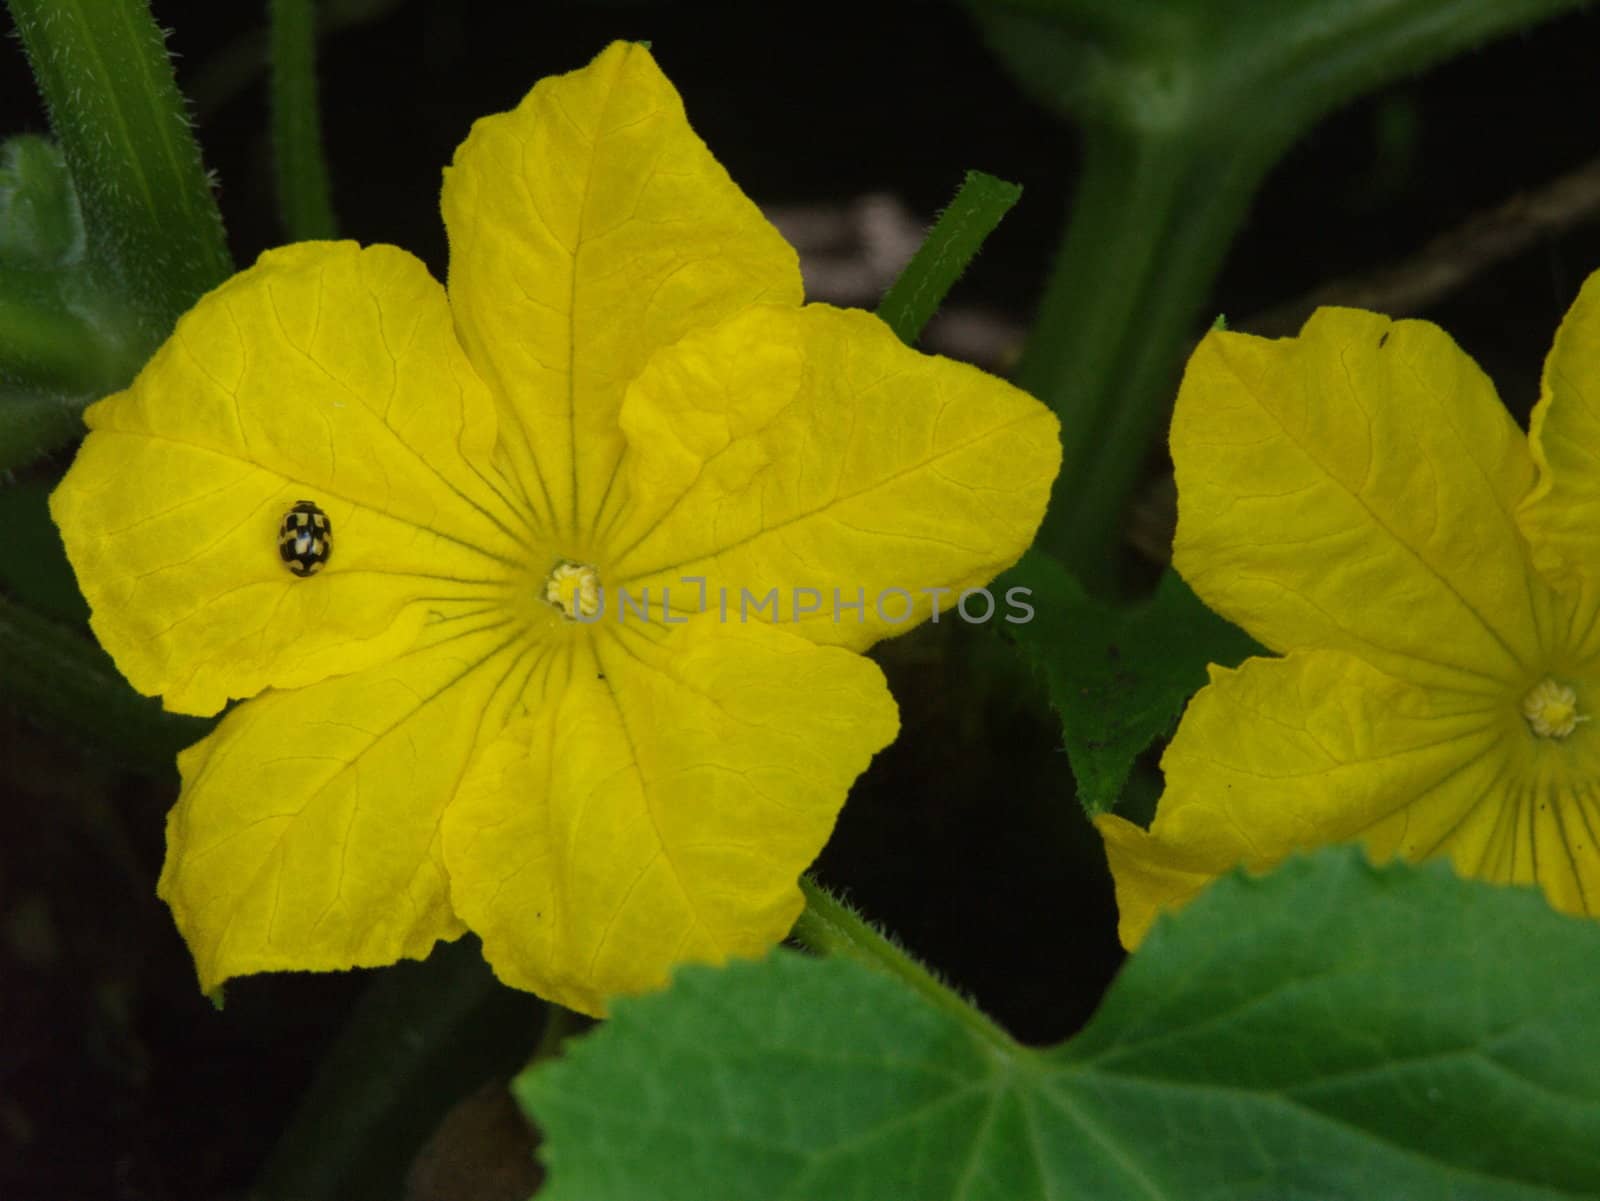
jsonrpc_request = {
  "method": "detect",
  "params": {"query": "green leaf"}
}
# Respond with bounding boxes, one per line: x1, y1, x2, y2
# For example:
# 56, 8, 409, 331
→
0, 137, 147, 455
875, 169, 1021, 346
999, 549, 1261, 815
2, 0, 236, 467
518, 849, 1600, 1200
0, 135, 83, 269
0, 257, 142, 428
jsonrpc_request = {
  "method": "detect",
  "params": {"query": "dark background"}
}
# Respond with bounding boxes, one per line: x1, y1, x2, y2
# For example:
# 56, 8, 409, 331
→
4, 1, 1600, 1197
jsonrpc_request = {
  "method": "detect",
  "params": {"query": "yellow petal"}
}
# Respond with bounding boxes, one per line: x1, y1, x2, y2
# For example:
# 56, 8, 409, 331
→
157, 610, 541, 991
49, 241, 533, 716
442, 41, 801, 543
1099, 649, 1506, 949
1172, 308, 1541, 695
596, 304, 1061, 651
442, 617, 898, 1016
1520, 268, 1600, 590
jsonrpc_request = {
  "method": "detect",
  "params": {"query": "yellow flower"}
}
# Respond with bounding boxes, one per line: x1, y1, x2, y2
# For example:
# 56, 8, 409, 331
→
49, 43, 1060, 1014
1097, 272, 1600, 949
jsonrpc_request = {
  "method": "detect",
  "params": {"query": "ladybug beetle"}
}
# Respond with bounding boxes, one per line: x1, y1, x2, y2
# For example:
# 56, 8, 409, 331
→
278, 500, 332, 577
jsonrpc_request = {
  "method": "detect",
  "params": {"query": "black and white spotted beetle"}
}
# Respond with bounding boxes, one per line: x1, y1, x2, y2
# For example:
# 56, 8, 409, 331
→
278, 500, 332, 577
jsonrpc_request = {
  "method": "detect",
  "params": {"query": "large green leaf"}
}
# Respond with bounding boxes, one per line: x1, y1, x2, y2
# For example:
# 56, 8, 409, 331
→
519, 849, 1600, 1200
1001, 549, 1261, 815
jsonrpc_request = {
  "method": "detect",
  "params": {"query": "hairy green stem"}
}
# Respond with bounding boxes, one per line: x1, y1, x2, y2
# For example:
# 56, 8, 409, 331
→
7, 0, 232, 337
793, 875, 1020, 1052
269, 0, 338, 240
877, 170, 1021, 346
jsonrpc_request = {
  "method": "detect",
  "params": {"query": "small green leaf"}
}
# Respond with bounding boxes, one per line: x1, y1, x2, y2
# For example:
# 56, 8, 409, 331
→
0, 136, 83, 268
8, 0, 233, 332
0, 136, 138, 426
1000, 549, 1261, 815
0, 259, 144, 468
518, 849, 1600, 1200
0, 127, 184, 470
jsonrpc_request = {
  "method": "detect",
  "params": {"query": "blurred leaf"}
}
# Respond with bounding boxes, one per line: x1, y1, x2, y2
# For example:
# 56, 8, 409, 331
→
0, 135, 83, 269
0, 389, 87, 474
0, 261, 138, 469
520, 849, 1600, 1200
0, 476, 89, 625
999, 549, 1260, 815
0, 136, 140, 469
0, 594, 210, 775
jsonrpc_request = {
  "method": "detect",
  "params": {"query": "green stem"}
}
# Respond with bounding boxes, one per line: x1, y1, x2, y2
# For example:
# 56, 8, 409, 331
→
269, 0, 338, 240
793, 876, 1020, 1052
7, 0, 232, 335
1018, 123, 1279, 587
188, 0, 410, 118
526, 1003, 586, 1068
983, 0, 1592, 593
252, 937, 544, 1201
876, 170, 1021, 346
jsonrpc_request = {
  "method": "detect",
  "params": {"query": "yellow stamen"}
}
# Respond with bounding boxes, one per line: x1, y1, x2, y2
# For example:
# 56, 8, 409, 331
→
543, 561, 601, 620
1522, 678, 1589, 740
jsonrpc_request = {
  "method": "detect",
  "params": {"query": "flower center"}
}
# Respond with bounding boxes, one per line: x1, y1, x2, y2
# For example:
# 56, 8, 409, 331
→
543, 560, 602, 620
1522, 677, 1589, 739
